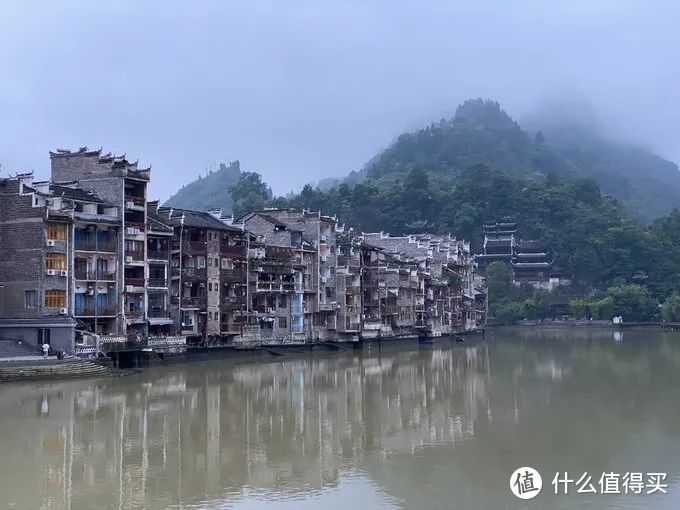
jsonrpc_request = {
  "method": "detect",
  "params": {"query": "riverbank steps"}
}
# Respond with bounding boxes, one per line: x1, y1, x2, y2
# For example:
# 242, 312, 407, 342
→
0, 358, 113, 382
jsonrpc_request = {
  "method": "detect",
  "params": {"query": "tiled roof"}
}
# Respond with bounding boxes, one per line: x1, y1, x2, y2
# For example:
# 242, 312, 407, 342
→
49, 184, 108, 204
157, 207, 243, 232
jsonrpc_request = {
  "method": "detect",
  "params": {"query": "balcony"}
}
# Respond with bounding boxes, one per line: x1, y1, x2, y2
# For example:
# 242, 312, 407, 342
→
220, 296, 243, 311
75, 269, 117, 281
221, 267, 245, 280
125, 250, 144, 263
173, 240, 206, 254
147, 277, 168, 288
74, 240, 96, 251
147, 307, 170, 318
124, 309, 145, 319
171, 267, 207, 280
318, 302, 339, 311
73, 305, 117, 317
124, 277, 145, 287
176, 296, 206, 308
337, 256, 360, 268
147, 249, 169, 261
124, 195, 146, 208
221, 244, 246, 258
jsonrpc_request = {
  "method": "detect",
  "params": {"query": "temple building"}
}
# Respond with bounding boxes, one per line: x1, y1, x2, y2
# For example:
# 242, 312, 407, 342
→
476, 218, 568, 291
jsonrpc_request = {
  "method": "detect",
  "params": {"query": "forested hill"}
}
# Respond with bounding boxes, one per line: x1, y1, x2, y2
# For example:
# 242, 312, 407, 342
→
163, 160, 242, 212
361, 99, 680, 221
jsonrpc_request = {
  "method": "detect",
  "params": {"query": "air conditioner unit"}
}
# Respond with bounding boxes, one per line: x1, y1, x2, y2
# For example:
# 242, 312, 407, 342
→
321, 276, 327, 283
46, 269, 56, 276
125, 201, 134, 208
125, 256, 133, 263
46, 240, 56, 247
60, 270, 68, 277
125, 285, 135, 293
59, 307, 68, 315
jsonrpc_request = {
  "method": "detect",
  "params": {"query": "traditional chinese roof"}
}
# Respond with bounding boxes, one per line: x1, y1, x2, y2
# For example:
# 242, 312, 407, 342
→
49, 184, 107, 204
157, 207, 244, 232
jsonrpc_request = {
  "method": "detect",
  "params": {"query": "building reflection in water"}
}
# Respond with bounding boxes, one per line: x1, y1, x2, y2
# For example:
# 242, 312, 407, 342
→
0, 342, 509, 510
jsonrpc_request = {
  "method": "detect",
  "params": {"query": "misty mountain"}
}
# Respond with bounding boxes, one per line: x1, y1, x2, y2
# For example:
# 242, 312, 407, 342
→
360, 99, 680, 220
163, 160, 242, 212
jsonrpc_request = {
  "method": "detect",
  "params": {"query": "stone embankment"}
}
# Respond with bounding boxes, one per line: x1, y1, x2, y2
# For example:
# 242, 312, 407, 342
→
0, 358, 113, 382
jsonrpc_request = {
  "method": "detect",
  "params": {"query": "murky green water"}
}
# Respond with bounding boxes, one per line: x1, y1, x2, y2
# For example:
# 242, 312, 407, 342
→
2, 327, 680, 509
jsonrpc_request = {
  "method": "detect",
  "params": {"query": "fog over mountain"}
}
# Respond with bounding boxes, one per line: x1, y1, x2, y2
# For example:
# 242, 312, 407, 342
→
1, 1, 679, 203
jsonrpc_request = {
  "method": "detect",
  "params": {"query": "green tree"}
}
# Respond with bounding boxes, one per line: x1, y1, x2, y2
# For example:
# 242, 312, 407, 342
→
229, 172, 272, 218
569, 298, 588, 319
661, 293, 680, 322
606, 284, 657, 321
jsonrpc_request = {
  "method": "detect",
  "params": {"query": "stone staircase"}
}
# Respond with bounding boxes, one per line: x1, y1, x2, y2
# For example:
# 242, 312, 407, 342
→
0, 358, 113, 382
0, 339, 40, 358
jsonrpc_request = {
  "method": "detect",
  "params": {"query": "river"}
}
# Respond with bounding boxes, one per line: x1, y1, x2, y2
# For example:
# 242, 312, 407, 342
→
1, 327, 680, 509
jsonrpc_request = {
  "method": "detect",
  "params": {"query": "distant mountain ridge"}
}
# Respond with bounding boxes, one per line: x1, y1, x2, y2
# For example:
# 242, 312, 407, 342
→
357, 99, 680, 221
164, 99, 680, 221
163, 160, 241, 212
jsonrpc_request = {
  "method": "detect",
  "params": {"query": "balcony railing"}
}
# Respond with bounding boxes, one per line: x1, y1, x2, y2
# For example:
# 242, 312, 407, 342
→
171, 267, 207, 279
147, 336, 186, 348
73, 306, 117, 317
125, 309, 145, 318
74, 269, 117, 281
147, 250, 169, 260
74, 240, 96, 251
147, 278, 167, 288
221, 268, 245, 280
177, 296, 206, 308
125, 250, 144, 262
221, 244, 246, 258
174, 240, 206, 253
124, 195, 146, 207
124, 277, 145, 287
147, 307, 170, 318
220, 296, 242, 310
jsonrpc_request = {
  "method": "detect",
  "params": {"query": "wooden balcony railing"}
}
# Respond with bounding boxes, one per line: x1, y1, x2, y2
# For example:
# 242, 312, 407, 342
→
124, 195, 146, 207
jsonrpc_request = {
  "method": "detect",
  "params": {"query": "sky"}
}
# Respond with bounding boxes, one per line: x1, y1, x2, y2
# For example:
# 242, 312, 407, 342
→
1, 0, 679, 201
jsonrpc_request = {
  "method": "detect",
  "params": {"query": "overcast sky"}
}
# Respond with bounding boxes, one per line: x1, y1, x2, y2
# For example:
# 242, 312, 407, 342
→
1, 0, 678, 200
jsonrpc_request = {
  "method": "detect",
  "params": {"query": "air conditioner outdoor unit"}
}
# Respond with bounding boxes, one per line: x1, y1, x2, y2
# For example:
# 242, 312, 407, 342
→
321, 276, 327, 283
60, 270, 68, 277
126, 201, 134, 208
125, 285, 135, 293
59, 307, 68, 315
46, 269, 56, 276
125, 256, 133, 263
46, 240, 55, 247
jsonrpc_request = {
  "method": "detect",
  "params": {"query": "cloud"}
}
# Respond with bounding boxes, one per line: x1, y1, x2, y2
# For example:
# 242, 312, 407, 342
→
1, 0, 678, 199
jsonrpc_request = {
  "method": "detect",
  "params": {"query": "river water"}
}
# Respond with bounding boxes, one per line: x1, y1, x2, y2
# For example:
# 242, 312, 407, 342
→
2, 327, 680, 509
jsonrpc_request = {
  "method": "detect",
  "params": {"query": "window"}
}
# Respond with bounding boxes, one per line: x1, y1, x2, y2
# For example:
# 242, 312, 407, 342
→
215, 258, 219, 267
215, 311, 220, 322
196, 256, 206, 268
208, 282, 212, 291
24, 290, 37, 308
46, 223, 66, 241
208, 258, 213, 266
45, 253, 66, 270
279, 294, 287, 308
208, 311, 212, 320
278, 317, 287, 329
44, 290, 65, 308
